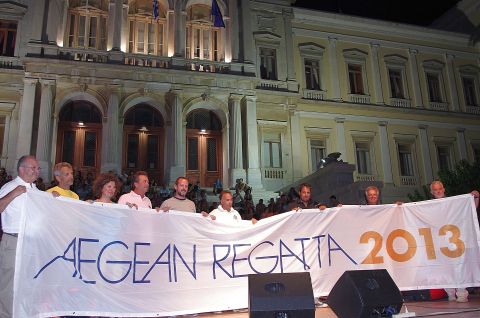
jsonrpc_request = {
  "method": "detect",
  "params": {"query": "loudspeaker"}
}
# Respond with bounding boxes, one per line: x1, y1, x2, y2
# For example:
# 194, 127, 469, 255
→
327, 269, 403, 318
248, 272, 315, 318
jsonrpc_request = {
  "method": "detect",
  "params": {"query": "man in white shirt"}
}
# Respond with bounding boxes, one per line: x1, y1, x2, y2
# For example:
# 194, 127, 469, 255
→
210, 190, 257, 224
0, 155, 40, 317
118, 171, 153, 209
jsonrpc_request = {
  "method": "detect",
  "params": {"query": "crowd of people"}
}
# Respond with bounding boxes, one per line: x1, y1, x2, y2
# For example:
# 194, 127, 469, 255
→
0, 155, 479, 317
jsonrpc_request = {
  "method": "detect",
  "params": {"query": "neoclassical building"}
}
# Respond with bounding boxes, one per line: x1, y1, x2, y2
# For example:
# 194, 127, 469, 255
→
0, 0, 479, 201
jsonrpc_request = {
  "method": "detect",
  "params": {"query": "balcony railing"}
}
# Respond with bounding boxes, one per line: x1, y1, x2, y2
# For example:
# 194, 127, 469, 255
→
303, 89, 325, 100
0, 56, 24, 70
263, 168, 286, 179
355, 173, 376, 182
124, 53, 170, 68
58, 47, 109, 63
466, 105, 480, 115
429, 101, 449, 111
400, 176, 418, 186
257, 79, 288, 91
390, 98, 411, 108
348, 93, 371, 104
184, 59, 231, 73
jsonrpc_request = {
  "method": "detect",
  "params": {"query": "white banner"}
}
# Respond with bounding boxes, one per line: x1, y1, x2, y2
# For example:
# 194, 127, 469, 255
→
14, 191, 480, 317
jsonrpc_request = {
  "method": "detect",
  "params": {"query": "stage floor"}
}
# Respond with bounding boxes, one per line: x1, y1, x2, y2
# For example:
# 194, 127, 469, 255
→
194, 294, 480, 318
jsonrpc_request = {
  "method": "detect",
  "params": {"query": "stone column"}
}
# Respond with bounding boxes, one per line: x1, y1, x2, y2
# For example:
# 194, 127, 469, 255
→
370, 43, 384, 104
168, 89, 185, 182
107, 1, 115, 50
167, 10, 175, 57
418, 125, 433, 183
36, 79, 55, 179
111, 0, 123, 51
328, 37, 342, 101
456, 128, 467, 160
378, 121, 393, 183
16, 78, 38, 159
243, 95, 263, 189
408, 49, 423, 108
239, 0, 254, 63
56, 0, 69, 46
289, 105, 303, 181
101, 85, 121, 173
224, 16, 232, 62
445, 54, 459, 111
174, 10, 186, 57
1, 115, 11, 168
283, 9, 297, 91
229, 93, 246, 185
335, 117, 347, 161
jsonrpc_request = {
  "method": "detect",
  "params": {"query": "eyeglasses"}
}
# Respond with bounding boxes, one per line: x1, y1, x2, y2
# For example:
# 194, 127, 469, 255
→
22, 166, 41, 171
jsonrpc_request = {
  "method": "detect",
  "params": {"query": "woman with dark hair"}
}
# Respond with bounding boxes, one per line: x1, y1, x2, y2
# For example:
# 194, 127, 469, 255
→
91, 173, 121, 204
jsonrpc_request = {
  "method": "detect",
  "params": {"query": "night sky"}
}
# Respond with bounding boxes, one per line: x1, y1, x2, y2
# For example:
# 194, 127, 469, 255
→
293, 0, 461, 27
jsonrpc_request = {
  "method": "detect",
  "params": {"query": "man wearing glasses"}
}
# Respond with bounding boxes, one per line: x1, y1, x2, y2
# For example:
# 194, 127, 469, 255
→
0, 155, 40, 317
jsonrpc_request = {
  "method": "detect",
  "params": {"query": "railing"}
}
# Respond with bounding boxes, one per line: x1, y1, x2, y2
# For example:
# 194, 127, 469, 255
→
184, 59, 231, 73
124, 53, 170, 68
390, 98, 411, 108
348, 93, 371, 104
0, 56, 23, 70
355, 173, 376, 182
257, 79, 288, 91
303, 89, 325, 100
58, 47, 109, 63
429, 101, 449, 111
263, 168, 286, 179
400, 176, 418, 186
466, 105, 480, 115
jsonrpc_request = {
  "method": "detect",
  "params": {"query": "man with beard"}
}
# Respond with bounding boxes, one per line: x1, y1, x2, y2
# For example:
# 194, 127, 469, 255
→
118, 171, 152, 209
160, 176, 196, 213
288, 183, 326, 211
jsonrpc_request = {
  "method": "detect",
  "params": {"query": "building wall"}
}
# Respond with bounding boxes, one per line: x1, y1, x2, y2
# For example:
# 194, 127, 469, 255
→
0, 0, 479, 202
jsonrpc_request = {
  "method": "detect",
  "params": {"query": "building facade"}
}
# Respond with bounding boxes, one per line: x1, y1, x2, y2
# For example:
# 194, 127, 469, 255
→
0, 0, 479, 201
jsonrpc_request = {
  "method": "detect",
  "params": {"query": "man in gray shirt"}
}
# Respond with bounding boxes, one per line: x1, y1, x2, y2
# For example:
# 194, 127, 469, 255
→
160, 177, 196, 213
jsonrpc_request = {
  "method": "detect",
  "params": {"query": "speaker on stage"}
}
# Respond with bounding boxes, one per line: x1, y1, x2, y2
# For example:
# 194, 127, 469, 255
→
248, 272, 315, 318
327, 269, 403, 318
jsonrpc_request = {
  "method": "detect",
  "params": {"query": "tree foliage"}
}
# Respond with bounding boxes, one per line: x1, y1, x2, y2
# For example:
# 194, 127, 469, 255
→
408, 160, 480, 202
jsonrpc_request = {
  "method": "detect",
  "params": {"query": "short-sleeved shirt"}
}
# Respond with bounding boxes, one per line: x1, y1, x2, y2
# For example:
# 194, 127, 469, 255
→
118, 190, 152, 209
160, 196, 196, 213
46, 186, 79, 200
0, 176, 39, 233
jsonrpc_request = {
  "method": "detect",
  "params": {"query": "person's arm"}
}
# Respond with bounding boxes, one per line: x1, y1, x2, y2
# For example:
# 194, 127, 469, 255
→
0, 185, 26, 213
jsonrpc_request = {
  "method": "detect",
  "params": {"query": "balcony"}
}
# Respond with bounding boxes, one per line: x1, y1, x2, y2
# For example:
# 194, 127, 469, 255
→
58, 47, 109, 63
429, 101, 449, 111
303, 89, 325, 100
263, 168, 286, 179
355, 173, 376, 182
0, 56, 24, 70
348, 93, 371, 104
125, 53, 170, 68
257, 79, 288, 91
184, 59, 231, 73
466, 105, 480, 115
390, 98, 411, 108
400, 176, 418, 186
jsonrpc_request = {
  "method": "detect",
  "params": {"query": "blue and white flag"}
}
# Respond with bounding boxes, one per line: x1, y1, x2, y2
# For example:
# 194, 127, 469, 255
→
153, 0, 159, 20
211, 0, 225, 28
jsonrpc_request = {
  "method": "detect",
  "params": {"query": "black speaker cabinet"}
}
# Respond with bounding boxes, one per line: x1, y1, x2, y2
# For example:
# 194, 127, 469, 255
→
248, 272, 315, 318
327, 269, 403, 318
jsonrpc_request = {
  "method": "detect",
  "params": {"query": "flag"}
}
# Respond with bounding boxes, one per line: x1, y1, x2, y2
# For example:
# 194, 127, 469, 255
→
153, 0, 159, 20
211, 0, 225, 28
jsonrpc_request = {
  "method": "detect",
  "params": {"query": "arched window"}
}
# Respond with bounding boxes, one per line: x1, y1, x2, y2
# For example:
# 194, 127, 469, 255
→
66, 0, 108, 50
186, 4, 223, 61
127, 0, 167, 56
186, 109, 221, 131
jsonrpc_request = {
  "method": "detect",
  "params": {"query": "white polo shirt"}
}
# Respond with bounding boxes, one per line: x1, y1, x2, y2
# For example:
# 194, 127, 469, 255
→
209, 205, 243, 224
118, 190, 152, 209
0, 176, 39, 234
